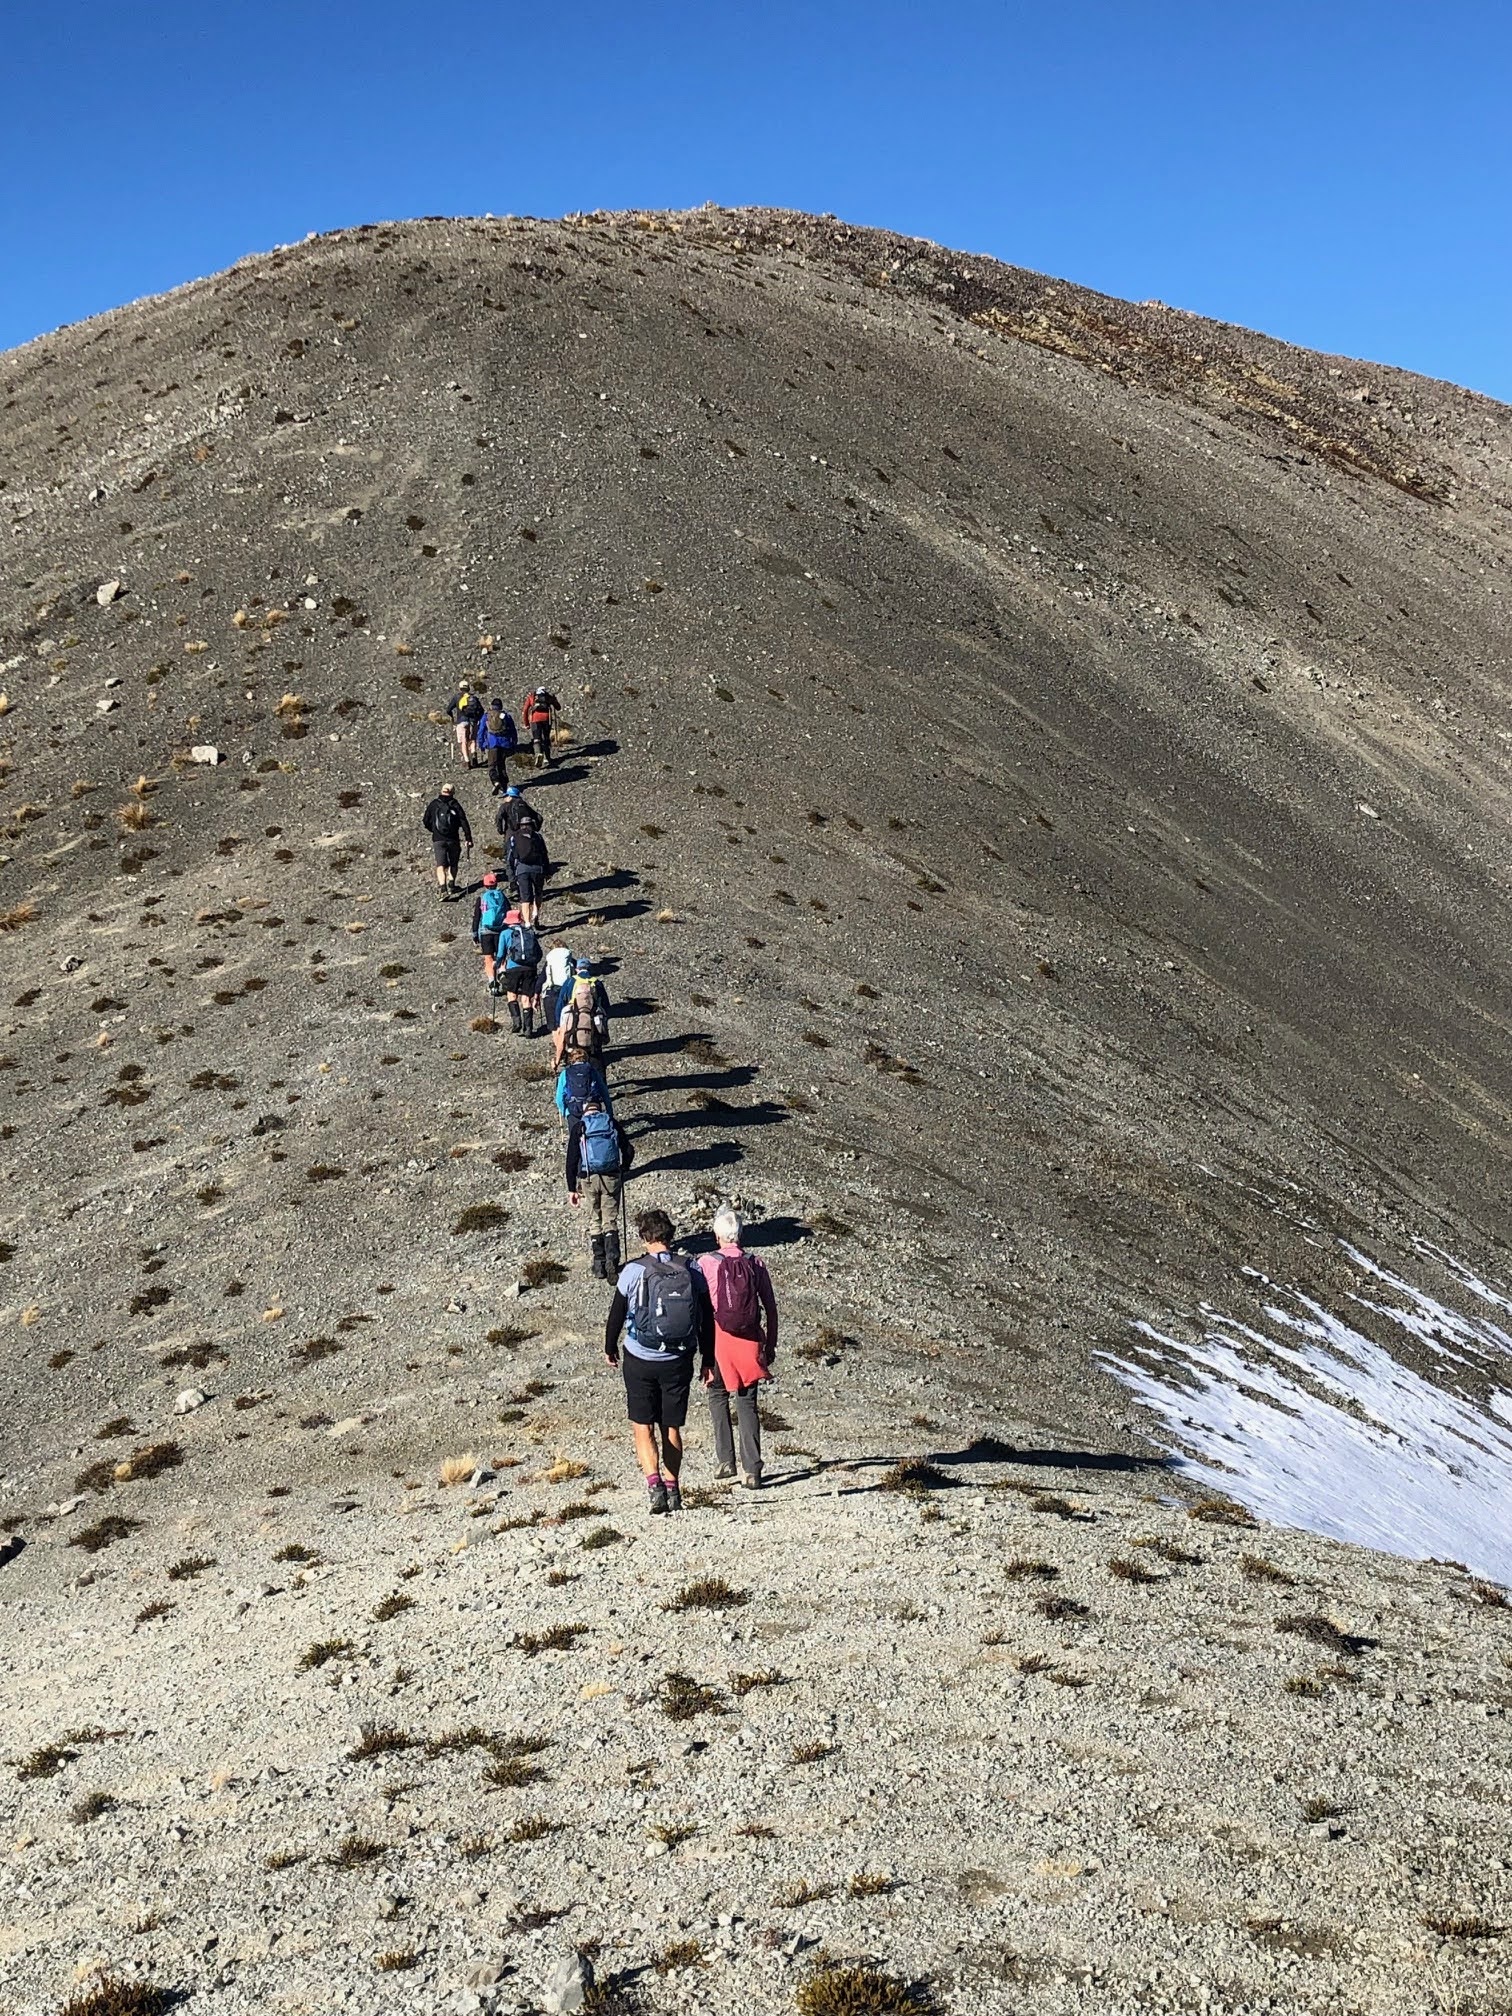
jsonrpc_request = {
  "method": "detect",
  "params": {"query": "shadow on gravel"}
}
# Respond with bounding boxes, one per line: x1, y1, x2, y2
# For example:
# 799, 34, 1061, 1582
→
566, 898, 651, 925
936, 1441, 1176, 1475
0, 1534, 25, 1569
609, 994, 660, 1020
553, 869, 641, 899
613, 1033, 719, 1063
620, 1064, 759, 1097
633, 1139, 746, 1176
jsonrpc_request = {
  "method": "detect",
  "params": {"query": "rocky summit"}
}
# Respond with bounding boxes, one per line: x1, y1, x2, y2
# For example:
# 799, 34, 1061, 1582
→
0, 207, 1509, 2016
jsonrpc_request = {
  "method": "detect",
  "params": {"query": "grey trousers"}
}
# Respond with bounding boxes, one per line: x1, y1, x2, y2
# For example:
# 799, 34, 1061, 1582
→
706, 1367, 762, 1477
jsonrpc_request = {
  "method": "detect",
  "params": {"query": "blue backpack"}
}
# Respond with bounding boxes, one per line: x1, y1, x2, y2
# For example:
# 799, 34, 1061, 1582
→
579, 1108, 621, 1176
478, 886, 509, 932
505, 923, 539, 968
561, 1059, 606, 1122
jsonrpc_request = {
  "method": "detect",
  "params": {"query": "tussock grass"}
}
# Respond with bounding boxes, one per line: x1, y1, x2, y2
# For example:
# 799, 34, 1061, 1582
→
487, 1321, 536, 1346
1188, 1496, 1257, 1527
508, 1813, 560, 1841
879, 1459, 947, 1496
1133, 1536, 1203, 1565
659, 1673, 726, 1721
1034, 1594, 1091, 1621
452, 1202, 510, 1234
59, 1976, 174, 2016
298, 1638, 352, 1670
653, 1938, 706, 1971
0, 902, 38, 933
1108, 1556, 1162, 1585
849, 1870, 895, 1897
581, 1526, 622, 1550
166, 1554, 214, 1580
439, 1454, 477, 1487
1241, 1554, 1294, 1585
71, 1790, 117, 1824
520, 1255, 568, 1288
510, 1623, 589, 1654
374, 1951, 418, 1972
1422, 1913, 1501, 1939
791, 1740, 835, 1764
664, 1576, 748, 1613
16, 1741, 78, 1780
69, 1516, 143, 1554
729, 1667, 787, 1696
372, 1592, 416, 1621
349, 1726, 414, 1761
327, 1833, 386, 1869
1275, 1614, 1371, 1657
1002, 1558, 1059, 1581
795, 1964, 936, 2016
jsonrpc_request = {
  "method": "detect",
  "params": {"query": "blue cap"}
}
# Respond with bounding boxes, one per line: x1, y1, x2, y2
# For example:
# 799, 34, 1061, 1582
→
505, 785, 519, 798
575, 957, 592, 975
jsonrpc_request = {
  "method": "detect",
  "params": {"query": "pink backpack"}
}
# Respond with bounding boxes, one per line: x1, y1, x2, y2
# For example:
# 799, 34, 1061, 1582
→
711, 1252, 761, 1337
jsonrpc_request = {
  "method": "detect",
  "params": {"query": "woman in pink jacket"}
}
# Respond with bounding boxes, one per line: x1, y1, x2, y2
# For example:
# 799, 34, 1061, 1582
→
697, 1208, 779, 1487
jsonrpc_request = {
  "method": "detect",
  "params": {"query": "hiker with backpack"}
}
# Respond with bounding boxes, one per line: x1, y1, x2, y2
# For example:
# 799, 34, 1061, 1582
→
540, 939, 575, 1038
696, 1208, 779, 1489
470, 871, 509, 987
555, 1046, 611, 1126
421, 783, 472, 899
446, 682, 485, 767
500, 909, 542, 1035
566, 1097, 635, 1278
509, 815, 549, 928
552, 957, 610, 1064
603, 1208, 714, 1515
476, 699, 518, 795
523, 685, 560, 767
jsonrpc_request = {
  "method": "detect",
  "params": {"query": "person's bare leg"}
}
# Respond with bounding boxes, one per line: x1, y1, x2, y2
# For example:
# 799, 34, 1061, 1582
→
632, 1424, 661, 1476
660, 1426, 684, 1480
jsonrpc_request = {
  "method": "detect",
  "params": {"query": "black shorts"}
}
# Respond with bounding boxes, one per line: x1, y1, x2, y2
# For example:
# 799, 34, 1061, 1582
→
504, 963, 538, 996
478, 929, 500, 959
622, 1351, 694, 1428
514, 867, 543, 904
431, 836, 461, 868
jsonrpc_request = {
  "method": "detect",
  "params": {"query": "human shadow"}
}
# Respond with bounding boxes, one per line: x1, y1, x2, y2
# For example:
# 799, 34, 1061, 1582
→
554, 897, 650, 926
634, 1099, 788, 1136
568, 737, 620, 761
933, 1439, 1175, 1474
741, 1215, 814, 1250
608, 994, 659, 1020
617, 1065, 759, 1098
631, 1139, 746, 1176
610, 1032, 712, 1064
552, 869, 640, 900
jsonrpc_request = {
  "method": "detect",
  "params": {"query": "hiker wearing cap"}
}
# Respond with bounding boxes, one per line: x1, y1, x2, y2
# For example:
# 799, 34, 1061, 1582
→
566, 1097, 635, 1279
421, 783, 473, 899
500, 909, 542, 1035
556, 1046, 611, 1126
476, 699, 518, 794
523, 684, 560, 768
696, 1208, 779, 1488
540, 939, 575, 1038
471, 872, 509, 987
552, 958, 610, 1064
510, 816, 549, 929
446, 682, 485, 767
603, 1208, 713, 1515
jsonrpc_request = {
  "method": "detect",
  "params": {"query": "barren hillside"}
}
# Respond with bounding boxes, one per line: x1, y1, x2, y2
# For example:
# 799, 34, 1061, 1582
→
1, 209, 1510, 2015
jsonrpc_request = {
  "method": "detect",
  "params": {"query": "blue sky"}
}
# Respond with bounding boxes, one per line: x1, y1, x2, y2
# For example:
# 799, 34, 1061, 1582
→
2, 0, 1508, 399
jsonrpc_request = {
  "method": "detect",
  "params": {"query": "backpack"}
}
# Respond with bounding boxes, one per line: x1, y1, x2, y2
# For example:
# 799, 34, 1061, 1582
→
711, 1251, 761, 1337
478, 886, 509, 932
561, 984, 601, 1049
579, 1109, 621, 1177
498, 710, 518, 751
560, 1059, 604, 1122
514, 829, 546, 869
634, 1254, 697, 1349
430, 797, 462, 839
526, 689, 554, 726
506, 923, 539, 968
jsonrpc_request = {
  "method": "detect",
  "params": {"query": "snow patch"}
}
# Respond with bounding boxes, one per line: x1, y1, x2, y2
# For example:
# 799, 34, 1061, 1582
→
1106, 1248, 1512, 1587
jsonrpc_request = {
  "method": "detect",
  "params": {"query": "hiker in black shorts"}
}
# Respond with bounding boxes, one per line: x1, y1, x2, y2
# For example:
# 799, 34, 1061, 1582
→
510, 818, 549, 929
603, 1209, 713, 1515
422, 783, 472, 899
499, 909, 541, 1036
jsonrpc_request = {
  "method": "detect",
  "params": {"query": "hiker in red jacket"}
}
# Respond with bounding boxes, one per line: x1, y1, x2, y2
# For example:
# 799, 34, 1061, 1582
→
695, 1208, 779, 1488
523, 684, 559, 767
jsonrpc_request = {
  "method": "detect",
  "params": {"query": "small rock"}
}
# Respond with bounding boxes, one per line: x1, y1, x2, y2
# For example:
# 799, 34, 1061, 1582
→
190, 745, 223, 766
174, 1388, 209, 1415
1358, 802, 1379, 819
468, 1467, 497, 1488
96, 697, 119, 714
96, 580, 124, 606
543, 1951, 594, 2016
462, 1960, 506, 1991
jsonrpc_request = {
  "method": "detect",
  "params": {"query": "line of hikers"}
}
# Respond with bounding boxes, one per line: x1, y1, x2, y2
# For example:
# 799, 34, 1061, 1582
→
420, 692, 780, 1512
445, 680, 560, 781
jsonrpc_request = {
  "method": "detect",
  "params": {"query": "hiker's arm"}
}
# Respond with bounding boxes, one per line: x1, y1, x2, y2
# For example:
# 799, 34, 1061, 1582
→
565, 1126, 580, 1193
604, 1291, 627, 1362
459, 813, 473, 846
695, 1278, 715, 1373
757, 1262, 779, 1358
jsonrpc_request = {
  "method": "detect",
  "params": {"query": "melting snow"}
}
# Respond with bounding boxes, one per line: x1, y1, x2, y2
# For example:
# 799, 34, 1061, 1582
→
1106, 1245, 1512, 1587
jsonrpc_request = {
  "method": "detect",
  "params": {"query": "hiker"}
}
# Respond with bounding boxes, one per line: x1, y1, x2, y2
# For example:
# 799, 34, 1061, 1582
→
510, 815, 549, 928
552, 957, 610, 1064
470, 871, 509, 987
446, 682, 485, 766
603, 1208, 714, 1515
555, 1045, 611, 1125
422, 783, 472, 899
500, 908, 542, 1035
696, 1208, 779, 1488
540, 939, 575, 1038
523, 684, 560, 767
494, 783, 536, 839
566, 1097, 635, 1278
476, 700, 518, 794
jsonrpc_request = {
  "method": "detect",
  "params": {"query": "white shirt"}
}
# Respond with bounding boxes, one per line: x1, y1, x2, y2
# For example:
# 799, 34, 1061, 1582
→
542, 945, 574, 990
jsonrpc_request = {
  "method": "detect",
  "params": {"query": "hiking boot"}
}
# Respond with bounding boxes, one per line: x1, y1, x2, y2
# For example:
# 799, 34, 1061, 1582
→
523, 1008, 535, 1037
715, 1464, 735, 1481
589, 1236, 607, 1280
739, 1471, 763, 1490
602, 1230, 621, 1277
507, 1002, 522, 1033
663, 1480, 683, 1513
647, 1477, 668, 1516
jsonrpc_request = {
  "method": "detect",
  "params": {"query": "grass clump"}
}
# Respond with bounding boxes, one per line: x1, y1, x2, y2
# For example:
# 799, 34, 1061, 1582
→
328, 1833, 386, 1869
1300, 1794, 1343, 1822
1002, 1558, 1059, 1581
581, 1525, 622, 1550
374, 1951, 418, 1972
373, 1592, 416, 1621
664, 1576, 749, 1613
1034, 1594, 1091, 1621
508, 1812, 560, 1842
483, 1738, 551, 1790
879, 1458, 947, 1496
298, 1637, 352, 1670
487, 1321, 536, 1346
274, 1542, 318, 1564
1188, 1495, 1258, 1527
1108, 1556, 1162, 1585
660, 1673, 726, 1721
791, 1740, 835, 1764
166, 1554, 214, 1580
849, 1870, 895, 1897
69, 1515, 143, 1554
71, 1790, 118, 1824
1422, 1913, 1501, 1939
1241, 1555, 1295, 1585
1275, 1614, 1371, 1657
520, 1255, 568, 1288
653, 1939, 706, 1972
349, 1726, 414, 1761
452, 1202, 510, 1235
730, 1667, 787, 1697
16, 1741, 78, 1780
59, 1976, 175, 2016
510, 1623, 589, 1654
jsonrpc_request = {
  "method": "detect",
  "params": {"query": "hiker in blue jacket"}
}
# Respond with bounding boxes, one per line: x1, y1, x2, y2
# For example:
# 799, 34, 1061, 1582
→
499, 908, 541, 1035
555, 1048, 611, 1124
470, 872, 510, 988
476, 700, 518, 795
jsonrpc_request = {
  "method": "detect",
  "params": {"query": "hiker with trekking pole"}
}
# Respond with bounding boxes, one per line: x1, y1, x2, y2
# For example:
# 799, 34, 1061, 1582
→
566, 1097, 635, 1278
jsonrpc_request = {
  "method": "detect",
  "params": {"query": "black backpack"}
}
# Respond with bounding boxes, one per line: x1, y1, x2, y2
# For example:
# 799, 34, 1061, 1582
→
634, 1254, 697, 1349
430, 798, 462, 839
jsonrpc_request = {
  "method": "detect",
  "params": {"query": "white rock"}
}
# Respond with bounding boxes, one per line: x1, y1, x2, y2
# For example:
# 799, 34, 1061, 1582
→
190, 745, 223, 766
96, 580, 124, 605
96, 697, 119, 714
543, 1952, 594, 2015
1358, 802, 1380, 819
174, 1388, 209, 1415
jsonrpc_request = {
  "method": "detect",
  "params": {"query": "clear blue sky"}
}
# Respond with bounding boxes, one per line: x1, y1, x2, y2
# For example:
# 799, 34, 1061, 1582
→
3, 1, 1508, 400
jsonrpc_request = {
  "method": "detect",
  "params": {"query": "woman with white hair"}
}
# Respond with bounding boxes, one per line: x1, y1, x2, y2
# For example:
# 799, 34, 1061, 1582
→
696, 1208, 779, 1487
